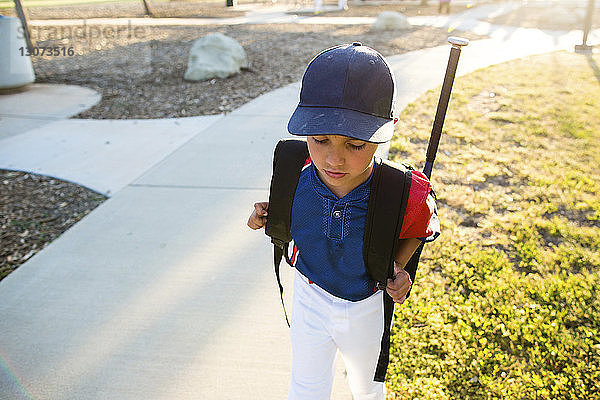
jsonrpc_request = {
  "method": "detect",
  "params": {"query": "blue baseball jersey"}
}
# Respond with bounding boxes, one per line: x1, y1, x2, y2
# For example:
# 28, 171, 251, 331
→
290, 161, 440, 302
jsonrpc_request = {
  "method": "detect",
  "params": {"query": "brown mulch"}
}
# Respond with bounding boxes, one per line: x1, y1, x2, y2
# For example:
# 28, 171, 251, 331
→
0, 170, 107, 280
31, 23, 484, 119
1, 1, 487, 280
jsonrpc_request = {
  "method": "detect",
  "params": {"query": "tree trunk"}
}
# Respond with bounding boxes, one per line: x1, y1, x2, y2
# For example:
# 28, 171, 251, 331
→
13, 0, 34, 52
141, 0, 153, 16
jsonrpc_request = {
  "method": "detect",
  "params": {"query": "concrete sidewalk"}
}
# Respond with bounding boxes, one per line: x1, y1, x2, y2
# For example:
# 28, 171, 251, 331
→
0, 83, 100, 140
1, 3, 599, 399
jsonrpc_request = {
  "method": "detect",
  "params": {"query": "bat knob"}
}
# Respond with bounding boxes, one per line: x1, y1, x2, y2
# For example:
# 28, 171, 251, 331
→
448, 36, 469, 49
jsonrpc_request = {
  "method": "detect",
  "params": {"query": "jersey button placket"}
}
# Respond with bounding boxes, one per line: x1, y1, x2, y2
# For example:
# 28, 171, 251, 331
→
328, 203, 344, 240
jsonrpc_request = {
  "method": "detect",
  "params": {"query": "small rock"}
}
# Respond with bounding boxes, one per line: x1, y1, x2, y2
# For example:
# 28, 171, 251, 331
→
371, 11, 411, 31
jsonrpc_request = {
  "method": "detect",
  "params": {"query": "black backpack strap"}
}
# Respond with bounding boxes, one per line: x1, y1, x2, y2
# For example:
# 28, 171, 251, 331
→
364, 158, 413, 382
273, 243, 291, 326
403, 242, 424, 299
363, 158, 412, 289
265, 139, 309, 327
375, 291, 396, 382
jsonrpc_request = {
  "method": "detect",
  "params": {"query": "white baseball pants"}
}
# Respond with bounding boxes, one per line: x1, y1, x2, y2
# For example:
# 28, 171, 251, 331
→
288, 270, 387, 400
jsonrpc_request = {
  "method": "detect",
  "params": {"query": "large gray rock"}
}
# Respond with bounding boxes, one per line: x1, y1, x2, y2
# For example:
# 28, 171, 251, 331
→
184, 33, 248, 82
371, 11, 411, 31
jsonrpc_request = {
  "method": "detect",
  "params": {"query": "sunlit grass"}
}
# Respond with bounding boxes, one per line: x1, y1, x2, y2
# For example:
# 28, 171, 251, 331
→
387, 50, 600, 399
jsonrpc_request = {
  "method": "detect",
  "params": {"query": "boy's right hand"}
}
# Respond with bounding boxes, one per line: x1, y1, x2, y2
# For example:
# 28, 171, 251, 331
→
247, 202, 269, 230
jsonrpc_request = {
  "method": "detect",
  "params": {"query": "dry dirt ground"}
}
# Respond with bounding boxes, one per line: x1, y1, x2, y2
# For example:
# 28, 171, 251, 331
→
2, 0, 596, 279
31, 23, 483, 119
0, 171, 106, 280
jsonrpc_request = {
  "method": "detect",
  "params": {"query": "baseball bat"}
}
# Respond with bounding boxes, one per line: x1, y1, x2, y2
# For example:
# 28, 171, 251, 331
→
423, 36, 469, 179
401, 37, 469, 299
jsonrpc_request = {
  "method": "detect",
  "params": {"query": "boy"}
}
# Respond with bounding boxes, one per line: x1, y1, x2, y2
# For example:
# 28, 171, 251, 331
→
247, 43, 439, 400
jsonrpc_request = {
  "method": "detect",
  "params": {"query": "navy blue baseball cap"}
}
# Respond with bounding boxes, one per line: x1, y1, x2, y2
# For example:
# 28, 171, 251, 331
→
288, 42, 397, 143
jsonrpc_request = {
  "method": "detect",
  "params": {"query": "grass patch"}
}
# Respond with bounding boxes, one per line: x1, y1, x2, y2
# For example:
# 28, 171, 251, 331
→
387, 51, 600, 399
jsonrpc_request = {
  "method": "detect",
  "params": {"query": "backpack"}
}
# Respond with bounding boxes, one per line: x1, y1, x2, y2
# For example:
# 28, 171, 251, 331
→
265, 138, 425, 382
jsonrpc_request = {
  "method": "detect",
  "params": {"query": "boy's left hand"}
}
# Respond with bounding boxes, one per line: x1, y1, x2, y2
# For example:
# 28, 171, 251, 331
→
386, 261, 412, 304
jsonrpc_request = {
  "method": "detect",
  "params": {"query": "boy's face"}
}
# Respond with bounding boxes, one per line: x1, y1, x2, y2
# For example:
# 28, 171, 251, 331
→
307, 135, 378, 199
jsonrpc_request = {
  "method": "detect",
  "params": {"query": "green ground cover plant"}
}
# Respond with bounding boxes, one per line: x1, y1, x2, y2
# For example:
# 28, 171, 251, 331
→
387, 51, 600, 399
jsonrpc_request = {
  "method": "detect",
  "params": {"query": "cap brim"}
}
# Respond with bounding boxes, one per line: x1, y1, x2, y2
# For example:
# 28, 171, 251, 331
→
287, 106, 394, 143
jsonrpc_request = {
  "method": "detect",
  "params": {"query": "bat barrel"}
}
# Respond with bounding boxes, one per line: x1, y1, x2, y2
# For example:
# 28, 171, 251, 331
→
423, 37, 469, 179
